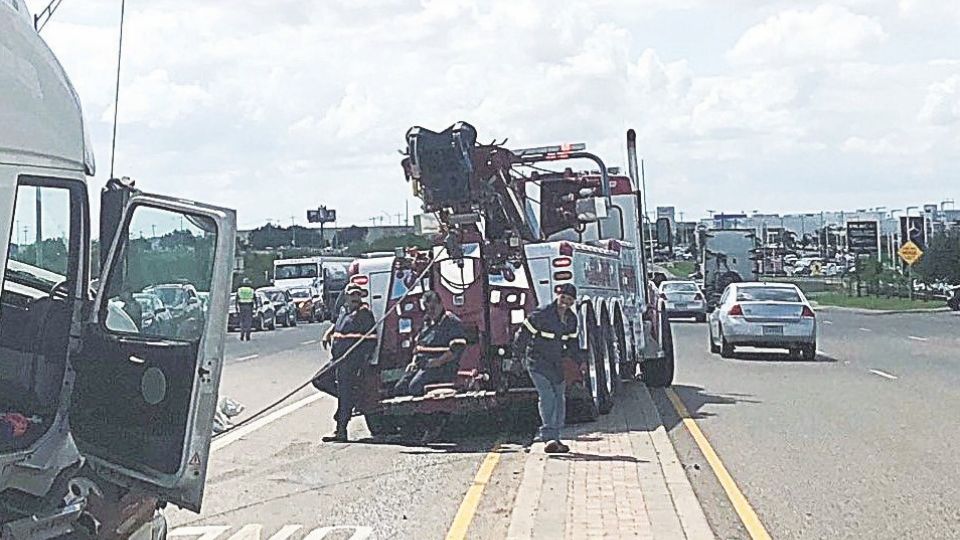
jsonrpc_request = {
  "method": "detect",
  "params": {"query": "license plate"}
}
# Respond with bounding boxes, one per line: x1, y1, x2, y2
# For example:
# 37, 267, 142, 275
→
762, 325, 783, 336
674, 302, 688, 309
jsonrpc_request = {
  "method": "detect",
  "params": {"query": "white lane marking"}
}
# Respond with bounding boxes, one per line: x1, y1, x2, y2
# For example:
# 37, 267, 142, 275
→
301, 339, 318, 345
822, 320, 833, 325
225, 525, 302, 540
908, 336, 928, 342
235, 354, 259, 362
859, 327, 872, 332
212, 393, 325, 451
169, 527, 231, 539
869, 369, 898, 380
169, 526, 372, 540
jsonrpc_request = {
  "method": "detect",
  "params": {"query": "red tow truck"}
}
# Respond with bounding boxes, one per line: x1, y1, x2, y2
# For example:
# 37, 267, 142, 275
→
315, 122, 674, 433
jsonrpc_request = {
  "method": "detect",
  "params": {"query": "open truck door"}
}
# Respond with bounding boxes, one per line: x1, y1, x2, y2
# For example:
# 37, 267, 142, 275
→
69, 188, 236, 513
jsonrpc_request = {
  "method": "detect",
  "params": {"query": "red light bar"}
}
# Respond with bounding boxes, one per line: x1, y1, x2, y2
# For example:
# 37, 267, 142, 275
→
553, 271, 573, 281
351, 275, 369, 286
513, 143, 587, 157
552, 257, 572, 268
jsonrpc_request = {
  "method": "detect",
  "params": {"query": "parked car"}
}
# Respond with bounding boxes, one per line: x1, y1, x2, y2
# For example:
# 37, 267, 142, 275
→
258, 287, 298, 327
708, 282, 817, 360
659, 280, 707, 322
142, 282, 205, 339
288, 286, 323, 322
228, 291, 277, 331
134, 292, 175, 337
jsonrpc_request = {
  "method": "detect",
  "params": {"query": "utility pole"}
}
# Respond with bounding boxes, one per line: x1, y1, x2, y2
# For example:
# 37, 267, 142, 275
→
35, 187, 43, 267
405, 200, 410, 226
290, 215, 296, 247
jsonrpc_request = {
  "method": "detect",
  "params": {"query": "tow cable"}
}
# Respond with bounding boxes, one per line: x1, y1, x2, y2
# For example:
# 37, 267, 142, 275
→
212, 253, 442, 440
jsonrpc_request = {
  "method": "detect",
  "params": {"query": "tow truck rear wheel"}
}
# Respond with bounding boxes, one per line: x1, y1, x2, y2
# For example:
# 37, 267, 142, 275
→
599, 323, 619, 415
643, 318, 675, 388
568, 321, 602, 423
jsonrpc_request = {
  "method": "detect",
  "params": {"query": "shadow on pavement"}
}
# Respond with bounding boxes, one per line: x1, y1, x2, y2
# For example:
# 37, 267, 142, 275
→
549, 452, 648, 463
724, 350, 838, 363
652, 384, 760, 432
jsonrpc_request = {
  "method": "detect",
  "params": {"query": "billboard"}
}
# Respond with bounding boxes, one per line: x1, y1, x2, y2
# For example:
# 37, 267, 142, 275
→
846, 220, 879, 255
899, 216, 926, 250
656, 217, 673, 250
307, 206, 337, 224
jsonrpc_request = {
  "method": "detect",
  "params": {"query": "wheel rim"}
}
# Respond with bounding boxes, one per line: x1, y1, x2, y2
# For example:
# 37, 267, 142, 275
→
587, 341, 599, 410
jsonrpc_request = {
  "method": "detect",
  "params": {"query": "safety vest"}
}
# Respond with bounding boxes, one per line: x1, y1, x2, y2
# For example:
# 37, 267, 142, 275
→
237, 286, 255, 304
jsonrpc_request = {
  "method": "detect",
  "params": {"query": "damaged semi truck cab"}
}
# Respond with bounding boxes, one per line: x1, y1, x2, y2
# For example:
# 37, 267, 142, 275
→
1, 3, 236, 537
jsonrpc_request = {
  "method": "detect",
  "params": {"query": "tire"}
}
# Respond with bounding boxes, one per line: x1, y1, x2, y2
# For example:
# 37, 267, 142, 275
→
709, 326, 720, 354
597, 324, 615, 415
719, 326, 734, 358
644, 319, 675, 388
365, 414, 403, 437
290, 313, 298, 327
568, 321, 601, 423
802, 343, 817, 361
696, 313, 707, 323
269, 316, 276, 331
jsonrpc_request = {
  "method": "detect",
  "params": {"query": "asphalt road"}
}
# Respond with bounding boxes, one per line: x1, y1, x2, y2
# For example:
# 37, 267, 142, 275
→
167, 322, 528, 539
656, 309, 960, 539
166, 308, 960, 539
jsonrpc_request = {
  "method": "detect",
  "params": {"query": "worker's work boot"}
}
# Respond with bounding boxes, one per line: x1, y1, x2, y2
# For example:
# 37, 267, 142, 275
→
555, 441, 570, 453
544, 440, 563, 454
322, 427, 348, 443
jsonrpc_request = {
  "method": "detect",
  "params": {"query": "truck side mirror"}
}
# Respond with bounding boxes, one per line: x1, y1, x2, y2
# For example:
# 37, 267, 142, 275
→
576, 197, 609, 222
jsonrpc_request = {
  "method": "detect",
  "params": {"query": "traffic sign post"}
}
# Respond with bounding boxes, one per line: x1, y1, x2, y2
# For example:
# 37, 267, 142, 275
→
897, 241, 923, 300
897, 241, 922, 266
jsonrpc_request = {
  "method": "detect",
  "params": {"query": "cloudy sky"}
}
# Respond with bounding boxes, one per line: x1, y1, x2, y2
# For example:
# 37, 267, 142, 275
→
27, 0, 960, 228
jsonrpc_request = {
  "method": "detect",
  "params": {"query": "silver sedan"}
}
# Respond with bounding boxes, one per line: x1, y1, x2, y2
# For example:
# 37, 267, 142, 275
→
660, 280, 707, 322
708, 282, 817, 360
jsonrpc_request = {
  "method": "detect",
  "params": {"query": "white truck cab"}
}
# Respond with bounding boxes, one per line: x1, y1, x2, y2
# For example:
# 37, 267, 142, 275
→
1, 4, 236, 537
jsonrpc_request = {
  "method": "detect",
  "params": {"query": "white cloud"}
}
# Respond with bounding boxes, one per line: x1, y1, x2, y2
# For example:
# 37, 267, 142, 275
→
21, 0, 959, 225
729, 4, 887, 65
919, 75, 960, 125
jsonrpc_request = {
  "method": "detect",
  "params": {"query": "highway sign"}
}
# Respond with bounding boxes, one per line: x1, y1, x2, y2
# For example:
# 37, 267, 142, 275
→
898, 241, 923, 266
846, 221, 880, 255
899, 216, 926, 250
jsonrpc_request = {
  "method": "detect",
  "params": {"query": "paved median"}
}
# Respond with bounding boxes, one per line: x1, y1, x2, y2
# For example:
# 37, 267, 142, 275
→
505, 384, 714, 540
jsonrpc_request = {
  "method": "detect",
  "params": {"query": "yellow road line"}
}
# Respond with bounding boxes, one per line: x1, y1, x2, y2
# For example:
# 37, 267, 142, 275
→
445, 445, 502, 540
666, 388, 772, 540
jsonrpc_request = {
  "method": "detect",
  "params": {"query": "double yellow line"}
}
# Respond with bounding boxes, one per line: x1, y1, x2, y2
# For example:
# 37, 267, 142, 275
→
666, 388, 772, 540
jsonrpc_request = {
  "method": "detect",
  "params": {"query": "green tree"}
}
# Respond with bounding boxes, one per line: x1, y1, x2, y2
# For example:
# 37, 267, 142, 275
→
916, 229, 960, 284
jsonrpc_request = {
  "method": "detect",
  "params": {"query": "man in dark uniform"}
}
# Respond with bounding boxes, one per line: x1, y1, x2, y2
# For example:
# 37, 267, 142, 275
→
513, 283, 579, 454
393, 291, 467, 397
320, 284, 377, 442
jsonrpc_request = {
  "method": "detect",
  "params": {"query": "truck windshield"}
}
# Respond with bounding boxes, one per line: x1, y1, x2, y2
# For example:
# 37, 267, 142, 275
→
275, 264, 318, 279
150, 286, 186, 307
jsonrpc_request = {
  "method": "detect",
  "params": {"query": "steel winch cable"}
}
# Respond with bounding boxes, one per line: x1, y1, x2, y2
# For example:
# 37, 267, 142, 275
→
213, 252, 442, 439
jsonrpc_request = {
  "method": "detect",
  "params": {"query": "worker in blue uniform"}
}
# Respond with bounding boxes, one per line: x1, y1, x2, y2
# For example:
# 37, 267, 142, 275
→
513, 283, 580, 454
320, 284, 377, 443
393, 291, 467, 397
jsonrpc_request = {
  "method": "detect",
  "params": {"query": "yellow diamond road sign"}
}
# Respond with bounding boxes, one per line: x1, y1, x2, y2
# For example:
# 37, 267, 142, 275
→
898, 241, 923, 266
